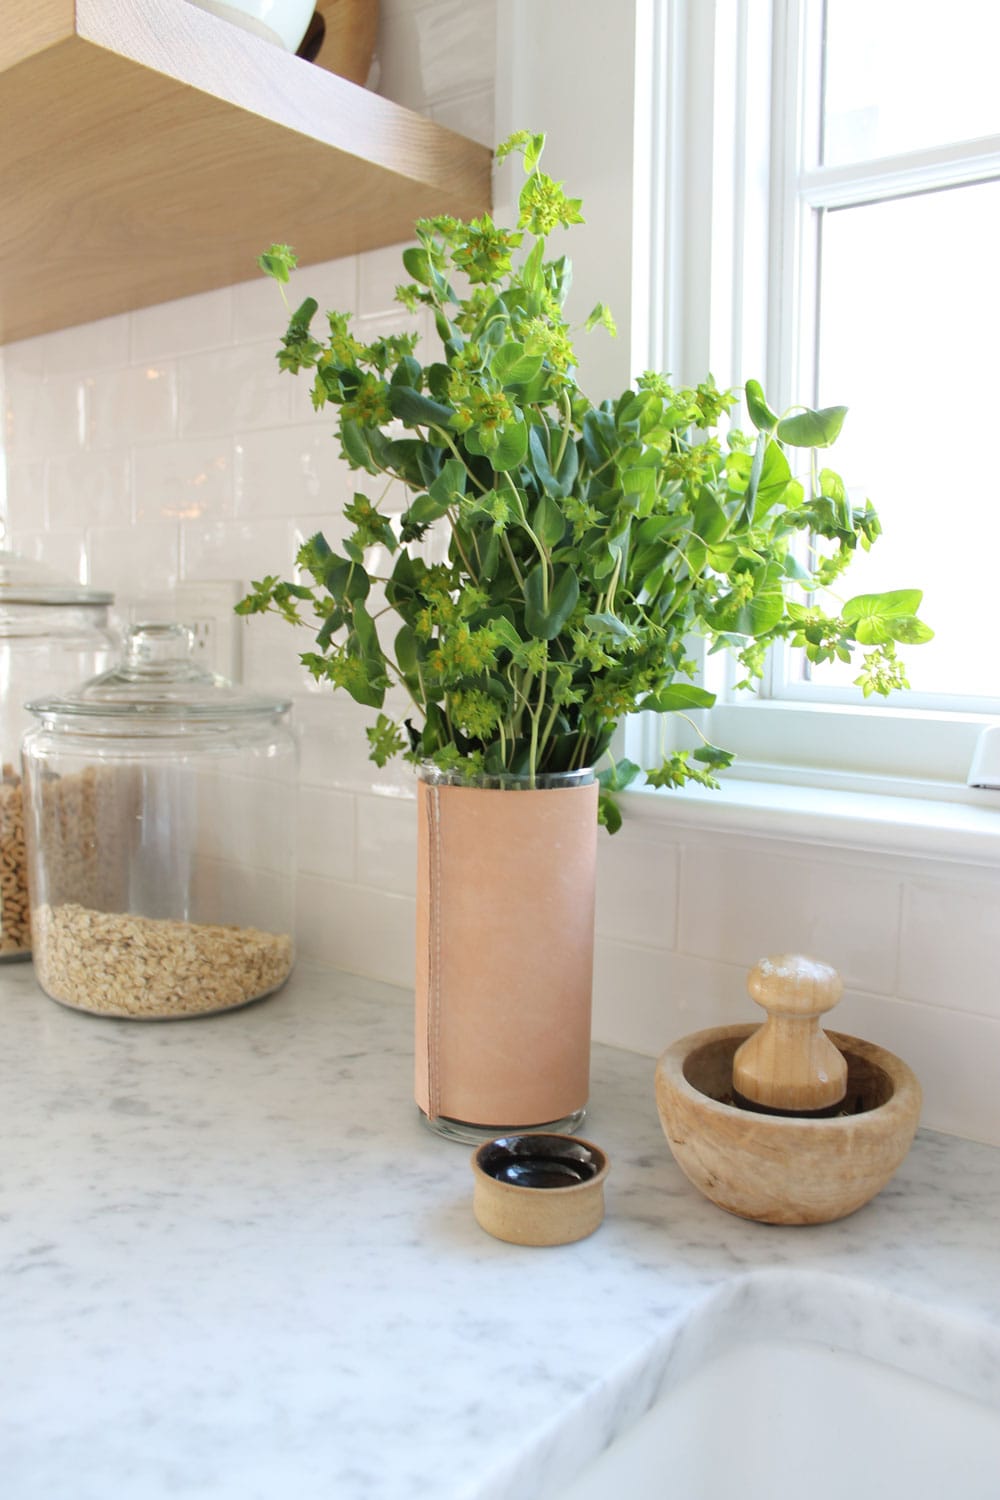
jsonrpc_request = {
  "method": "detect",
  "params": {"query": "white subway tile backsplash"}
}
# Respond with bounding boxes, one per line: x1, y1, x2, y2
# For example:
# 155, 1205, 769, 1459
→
133, 437, 233, 522
234, 425, 356, 518
4, 461, 47, 536
296, 256, 360, 318
294, 692, 416, 797
180, 516, 298, 584
899, 878, 1000, 1018
678, 842, 901, 995
179, 342, 292, 437
8, 529, 90, 586
86, 364, 178, 450
47, 451, 132, 531
232, 255, 358, 345
240, 612, 313, 696
4, 370, 85, 458
592, 939, 747, 1059
131, 286, 234, 361
298, 785, 357, 882
596, 830, 679, 949
4, 313, 130, 377
833, 986, 1000, 1145
87, 522, 181, 600
357, 242, 417, 318
296, 872, 416, 987
357, 792, 418, 896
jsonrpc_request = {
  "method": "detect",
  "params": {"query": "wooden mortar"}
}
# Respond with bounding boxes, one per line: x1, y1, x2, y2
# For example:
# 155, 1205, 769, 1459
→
655, 955, 922, 1225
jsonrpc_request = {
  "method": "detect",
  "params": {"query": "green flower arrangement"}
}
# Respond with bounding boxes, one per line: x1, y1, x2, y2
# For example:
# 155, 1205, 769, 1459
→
238, 131, 931, 830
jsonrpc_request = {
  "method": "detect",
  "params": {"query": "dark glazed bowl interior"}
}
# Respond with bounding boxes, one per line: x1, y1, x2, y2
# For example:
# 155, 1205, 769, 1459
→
475, 1134, 606, 1190
682, 1035, 894, 1117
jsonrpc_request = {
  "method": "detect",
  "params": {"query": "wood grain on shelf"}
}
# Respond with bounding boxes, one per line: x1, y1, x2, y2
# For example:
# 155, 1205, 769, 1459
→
0, 0, 492, 343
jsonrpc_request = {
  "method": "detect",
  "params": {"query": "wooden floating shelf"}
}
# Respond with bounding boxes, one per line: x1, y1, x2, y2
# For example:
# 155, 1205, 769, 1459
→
1, 0, 493, 344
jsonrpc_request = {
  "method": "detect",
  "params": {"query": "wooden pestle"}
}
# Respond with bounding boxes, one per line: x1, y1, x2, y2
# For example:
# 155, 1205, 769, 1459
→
732, 954, 848, 1113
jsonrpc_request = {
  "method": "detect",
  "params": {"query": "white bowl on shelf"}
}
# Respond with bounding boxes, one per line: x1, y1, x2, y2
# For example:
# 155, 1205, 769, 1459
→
185, 0, 315, 52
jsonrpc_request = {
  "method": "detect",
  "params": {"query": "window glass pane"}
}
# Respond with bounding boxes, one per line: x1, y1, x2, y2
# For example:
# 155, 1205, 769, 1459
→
803, 179, 1000, 702
823, 0, 1000, 166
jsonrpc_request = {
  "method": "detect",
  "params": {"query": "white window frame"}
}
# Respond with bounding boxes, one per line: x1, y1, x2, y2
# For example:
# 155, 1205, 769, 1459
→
629, 0, 1000, 798
495, 0, 1000, 806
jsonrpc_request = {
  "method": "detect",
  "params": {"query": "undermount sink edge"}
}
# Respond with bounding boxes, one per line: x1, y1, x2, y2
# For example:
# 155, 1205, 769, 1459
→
543, 1267, 1000, 1500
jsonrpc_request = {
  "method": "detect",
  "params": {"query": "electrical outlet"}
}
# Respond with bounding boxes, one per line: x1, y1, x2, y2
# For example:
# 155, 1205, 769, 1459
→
127, 581, 244, 681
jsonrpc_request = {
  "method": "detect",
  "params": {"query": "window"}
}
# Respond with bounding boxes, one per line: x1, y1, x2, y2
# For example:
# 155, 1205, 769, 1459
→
635, 0, 1000, 793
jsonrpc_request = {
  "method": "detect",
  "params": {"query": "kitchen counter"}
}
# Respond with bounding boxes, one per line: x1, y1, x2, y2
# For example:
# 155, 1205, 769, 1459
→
4, 959, 1000, 1499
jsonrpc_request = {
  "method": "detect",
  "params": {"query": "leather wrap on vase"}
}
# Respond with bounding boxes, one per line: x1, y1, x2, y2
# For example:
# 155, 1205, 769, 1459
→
415, 779, 598, 1127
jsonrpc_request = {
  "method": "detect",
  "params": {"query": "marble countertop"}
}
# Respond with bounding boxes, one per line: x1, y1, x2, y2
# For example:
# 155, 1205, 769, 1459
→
4, 960, 1000, 1499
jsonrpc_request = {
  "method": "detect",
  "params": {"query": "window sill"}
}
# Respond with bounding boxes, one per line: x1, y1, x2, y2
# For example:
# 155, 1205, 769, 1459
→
620, 775, 1000, 867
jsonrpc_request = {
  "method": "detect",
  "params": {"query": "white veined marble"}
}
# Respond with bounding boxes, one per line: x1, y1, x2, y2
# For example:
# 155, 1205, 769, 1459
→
2, 959, 998, 1499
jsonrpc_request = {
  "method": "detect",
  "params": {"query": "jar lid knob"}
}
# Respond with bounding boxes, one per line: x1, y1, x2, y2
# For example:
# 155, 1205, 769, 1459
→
123, 622, 196, 674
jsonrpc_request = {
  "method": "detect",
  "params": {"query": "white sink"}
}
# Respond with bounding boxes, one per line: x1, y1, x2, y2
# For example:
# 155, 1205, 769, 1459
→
553, 1274, 1000, 1500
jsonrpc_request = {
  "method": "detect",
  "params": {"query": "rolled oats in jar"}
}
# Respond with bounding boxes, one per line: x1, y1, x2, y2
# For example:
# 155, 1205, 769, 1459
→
0, 552, 115, 960
22, 623, 297, 1018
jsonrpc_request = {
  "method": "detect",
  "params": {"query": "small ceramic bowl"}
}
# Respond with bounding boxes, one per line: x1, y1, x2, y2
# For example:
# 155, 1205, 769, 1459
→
471, 1134, 610, 1246
186, 0, 315, 52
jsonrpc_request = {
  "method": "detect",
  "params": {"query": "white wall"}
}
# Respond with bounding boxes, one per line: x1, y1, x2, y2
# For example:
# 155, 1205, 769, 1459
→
3, 0, 999, 1148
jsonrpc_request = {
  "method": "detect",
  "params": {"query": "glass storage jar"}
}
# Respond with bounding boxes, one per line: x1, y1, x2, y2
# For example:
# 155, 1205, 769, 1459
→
0, 551, 116, 961
21, 622, 297, 1019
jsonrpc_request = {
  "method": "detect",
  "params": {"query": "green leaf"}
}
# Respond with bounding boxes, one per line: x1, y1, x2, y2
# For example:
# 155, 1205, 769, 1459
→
753, 438, 795, 519
523, 565, 580, 639
738, 584, 786, 636
692, 492, 730, 546
692, 743, 735, 769
532, 493, 566, 549
340, 420, 380, 474
621, 465, 658, 516
585, 302, 618, 337
818, 467, 846, 504
522, 238, 545, 292
584, 611, 636, 642
641, 683, 716, 712
365, 712, 406, 767
528, 424, 579, 498
776, 405, 848, 448
781, 553, 813, 583
395, 624, 419, 678
842, 589, 923, 621
428, 458, 468, 506
743, 432, 766, 520
290, 296, 318, 331
388, 385, 454, 429
492, 418, 530, 472
351, 597, 381, 659
487, 615, 523, 655
597, 757, 642, 792
890, 617, 934, 644
854, 617, 893, 645
493, 341, 544, 387
258, 243, 297, 282
403, 491, 450, 526
597, 790, 623, 834
402, 246, 434, 287
582, 409, 617, 468
745, 378, 779, 434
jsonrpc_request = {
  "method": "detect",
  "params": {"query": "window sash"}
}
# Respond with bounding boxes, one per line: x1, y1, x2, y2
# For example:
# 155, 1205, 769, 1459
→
629, 0, 1000, 791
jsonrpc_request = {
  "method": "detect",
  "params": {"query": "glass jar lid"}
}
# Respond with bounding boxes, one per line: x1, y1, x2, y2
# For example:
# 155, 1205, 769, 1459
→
26, 622, 291, 727
0, 549, 113, 607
